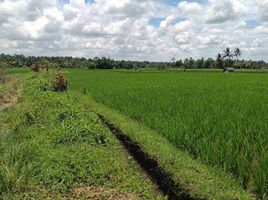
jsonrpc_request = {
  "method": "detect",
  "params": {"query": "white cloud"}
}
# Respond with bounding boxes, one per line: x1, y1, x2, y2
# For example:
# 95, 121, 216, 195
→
0, 0, 267, 61
177, 1, 202, 17
205, 0, 248, 24
160, 15, 177, 31
174, 20, 192, 32
175, 32, 190, 45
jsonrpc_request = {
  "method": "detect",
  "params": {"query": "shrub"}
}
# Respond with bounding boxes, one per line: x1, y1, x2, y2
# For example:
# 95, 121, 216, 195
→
31, 64, 40, 73
0, 68, 6, 84
52, 74, 68, 92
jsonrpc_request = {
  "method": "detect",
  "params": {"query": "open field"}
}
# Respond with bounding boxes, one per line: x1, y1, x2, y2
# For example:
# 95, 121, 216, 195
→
0, 68, 265, 199
2, 0, 268, 199
65, 69, 268, 199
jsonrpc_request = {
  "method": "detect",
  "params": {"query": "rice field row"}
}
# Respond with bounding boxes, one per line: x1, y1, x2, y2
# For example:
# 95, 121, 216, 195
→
66, 69, 268, 199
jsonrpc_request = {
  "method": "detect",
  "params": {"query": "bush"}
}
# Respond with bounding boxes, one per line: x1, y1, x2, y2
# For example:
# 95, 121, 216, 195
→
0, 68, 6, 84
31, 64, 40, 72
52, 74, 68, 92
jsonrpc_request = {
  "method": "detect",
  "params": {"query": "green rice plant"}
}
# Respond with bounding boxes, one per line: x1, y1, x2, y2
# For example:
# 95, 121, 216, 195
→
65, 69, 268, 199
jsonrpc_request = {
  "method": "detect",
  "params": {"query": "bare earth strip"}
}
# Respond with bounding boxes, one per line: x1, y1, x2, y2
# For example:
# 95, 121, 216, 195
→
0, 78, 21, 111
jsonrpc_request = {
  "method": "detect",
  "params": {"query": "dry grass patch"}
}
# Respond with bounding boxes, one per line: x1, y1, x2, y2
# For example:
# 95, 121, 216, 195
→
0, 78, 20, 111
73, 186, 136, 200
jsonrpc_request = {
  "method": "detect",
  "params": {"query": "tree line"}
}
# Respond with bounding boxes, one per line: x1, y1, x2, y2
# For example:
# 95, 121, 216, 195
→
0, 52, 268, 70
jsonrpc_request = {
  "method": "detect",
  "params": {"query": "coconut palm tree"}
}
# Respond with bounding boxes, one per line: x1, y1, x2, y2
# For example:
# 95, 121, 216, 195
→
216, 54, 224, 69
218, 47, 241, 72
234, 48, 241, 60
222, 48, 233, 59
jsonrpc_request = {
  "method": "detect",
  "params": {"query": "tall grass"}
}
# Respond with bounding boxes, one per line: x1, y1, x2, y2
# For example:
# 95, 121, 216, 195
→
66, 69, 268, 198
0, 140, 37, 198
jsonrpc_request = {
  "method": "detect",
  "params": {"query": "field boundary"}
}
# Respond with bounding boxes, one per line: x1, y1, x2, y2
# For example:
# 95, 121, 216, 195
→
98, 114, 199, 200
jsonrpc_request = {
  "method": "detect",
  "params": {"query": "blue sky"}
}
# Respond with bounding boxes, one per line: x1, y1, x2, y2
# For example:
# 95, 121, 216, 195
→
165, 0, 207, 6
246, 19, 261, 28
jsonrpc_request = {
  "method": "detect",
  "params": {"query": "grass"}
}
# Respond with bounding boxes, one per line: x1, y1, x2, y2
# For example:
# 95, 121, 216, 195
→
65, 69, 268, 199
0, 71, 164, 199
5, 68, 30, 75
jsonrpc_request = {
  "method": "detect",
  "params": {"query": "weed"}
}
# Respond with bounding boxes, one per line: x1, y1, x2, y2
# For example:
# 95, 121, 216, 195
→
0, 142, 38, 197
58, 110, 77, 121
24, 110, 37, 125
38, 81, 51, 92
55, 123, 108, 146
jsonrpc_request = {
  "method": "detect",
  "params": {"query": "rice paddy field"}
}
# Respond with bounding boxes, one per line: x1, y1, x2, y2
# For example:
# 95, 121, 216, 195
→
66, 69, 268, 198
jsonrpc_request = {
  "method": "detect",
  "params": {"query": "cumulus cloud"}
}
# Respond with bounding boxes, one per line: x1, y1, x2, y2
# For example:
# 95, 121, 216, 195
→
0, 0, 267, 61
205, 0, 248, 24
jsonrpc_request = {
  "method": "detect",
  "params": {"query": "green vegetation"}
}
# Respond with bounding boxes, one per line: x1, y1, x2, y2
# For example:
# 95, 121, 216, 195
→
0, 71, 164, 199
85, 94, 254, 200
1, 53, 268, 70
66, 69, 268, 199
1, 68, 265, 199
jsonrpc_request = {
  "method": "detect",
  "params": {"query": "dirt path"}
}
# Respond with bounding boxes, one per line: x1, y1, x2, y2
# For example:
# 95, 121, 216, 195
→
0, 78, 21, 111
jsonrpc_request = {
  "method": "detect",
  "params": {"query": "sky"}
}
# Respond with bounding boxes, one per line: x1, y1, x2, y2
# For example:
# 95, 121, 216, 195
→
0, 0, 268, 61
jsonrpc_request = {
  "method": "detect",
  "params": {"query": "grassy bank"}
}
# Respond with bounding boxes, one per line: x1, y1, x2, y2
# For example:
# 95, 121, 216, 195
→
0, 71, 164, 199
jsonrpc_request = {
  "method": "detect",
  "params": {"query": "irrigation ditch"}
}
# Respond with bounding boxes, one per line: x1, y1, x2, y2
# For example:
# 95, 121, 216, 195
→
98, 114, 204, 200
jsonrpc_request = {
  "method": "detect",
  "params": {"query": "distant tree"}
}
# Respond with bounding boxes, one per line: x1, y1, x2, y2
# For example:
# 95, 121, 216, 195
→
171, 58, 176, 68
203, 58, 214, 69
196, 58, 204, 69
94, 57, 115, 69
234, 48, 241, 60
216, 54, 224, 69
183, 58, 189, 71
1, 52, 268, 71
175, 60, 183, 68
217, 47, 242, 72
222, 48, 232, 60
